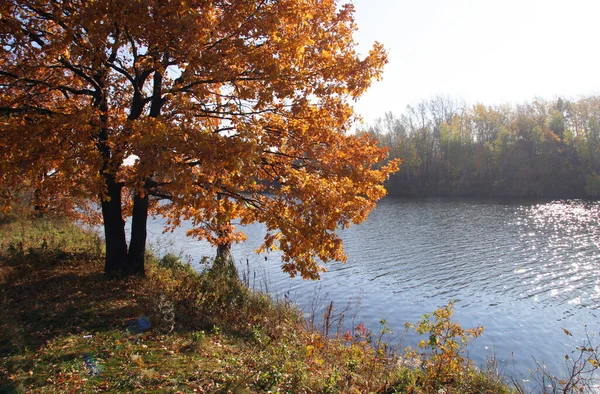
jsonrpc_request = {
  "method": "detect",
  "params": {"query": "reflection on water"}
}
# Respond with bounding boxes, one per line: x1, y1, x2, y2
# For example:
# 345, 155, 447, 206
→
145, 198, 600, 381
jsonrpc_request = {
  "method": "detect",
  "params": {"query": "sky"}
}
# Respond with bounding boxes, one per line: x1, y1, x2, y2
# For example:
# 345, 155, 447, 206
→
350, 0, 600, 124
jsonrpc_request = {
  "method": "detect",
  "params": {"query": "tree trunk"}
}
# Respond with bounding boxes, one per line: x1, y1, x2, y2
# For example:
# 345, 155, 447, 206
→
101, 174, 128, 276
126, 192, 149, 276
95, 75, 129, 276
215, 243, 238, 278
100, 68, 162, 278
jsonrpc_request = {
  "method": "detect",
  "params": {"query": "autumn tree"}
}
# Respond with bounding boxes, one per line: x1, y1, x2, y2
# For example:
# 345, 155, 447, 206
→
0, 0, 398, 279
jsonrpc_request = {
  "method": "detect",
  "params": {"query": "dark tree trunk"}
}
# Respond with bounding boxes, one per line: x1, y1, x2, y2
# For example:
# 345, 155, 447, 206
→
95, 71, 130, 276
99, 67, 163, 277
118, 69, 163, 276
126, 192, 149, 276
101, 174, 128, 276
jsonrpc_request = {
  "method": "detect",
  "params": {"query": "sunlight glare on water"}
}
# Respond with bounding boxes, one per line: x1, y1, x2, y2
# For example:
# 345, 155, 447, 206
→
513, 200, 600, 309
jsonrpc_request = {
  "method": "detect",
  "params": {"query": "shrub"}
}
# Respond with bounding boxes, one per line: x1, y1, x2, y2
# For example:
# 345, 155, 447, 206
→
398, 302, 510, 393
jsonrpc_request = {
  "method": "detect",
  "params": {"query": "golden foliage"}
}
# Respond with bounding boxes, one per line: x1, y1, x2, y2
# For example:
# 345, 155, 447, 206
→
0, 0, 398, 278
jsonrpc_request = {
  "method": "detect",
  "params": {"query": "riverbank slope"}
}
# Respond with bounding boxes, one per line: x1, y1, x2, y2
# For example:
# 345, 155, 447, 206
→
0, 212, 511, 393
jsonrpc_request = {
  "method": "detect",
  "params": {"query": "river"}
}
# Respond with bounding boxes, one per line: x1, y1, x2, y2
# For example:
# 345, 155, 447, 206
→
143, 197, 600, 383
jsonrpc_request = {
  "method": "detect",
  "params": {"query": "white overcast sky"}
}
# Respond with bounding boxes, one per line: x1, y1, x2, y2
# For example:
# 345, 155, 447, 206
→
350, 0, 600, 124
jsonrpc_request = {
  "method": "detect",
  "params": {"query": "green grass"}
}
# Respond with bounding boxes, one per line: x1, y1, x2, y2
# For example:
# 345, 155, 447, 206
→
0, 210, 514, 393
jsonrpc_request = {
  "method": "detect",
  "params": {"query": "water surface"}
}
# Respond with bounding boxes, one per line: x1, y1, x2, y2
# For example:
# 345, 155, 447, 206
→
145, 198, 600, 381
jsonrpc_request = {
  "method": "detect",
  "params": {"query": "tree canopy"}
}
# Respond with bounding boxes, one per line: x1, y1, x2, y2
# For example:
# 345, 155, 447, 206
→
0, 0, 398, 279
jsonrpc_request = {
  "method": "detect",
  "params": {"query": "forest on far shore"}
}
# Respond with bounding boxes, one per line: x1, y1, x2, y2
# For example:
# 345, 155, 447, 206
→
362, 95, 600, 198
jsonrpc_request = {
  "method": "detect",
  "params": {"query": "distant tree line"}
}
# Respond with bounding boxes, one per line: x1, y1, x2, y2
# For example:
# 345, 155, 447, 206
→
361, 96, 600, 198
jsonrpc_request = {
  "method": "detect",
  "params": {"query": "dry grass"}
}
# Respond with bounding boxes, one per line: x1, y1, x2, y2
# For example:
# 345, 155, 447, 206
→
0, 211, 514, 393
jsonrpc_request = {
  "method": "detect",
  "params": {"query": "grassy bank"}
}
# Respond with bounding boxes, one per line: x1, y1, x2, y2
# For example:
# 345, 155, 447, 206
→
1, 211, 515, 393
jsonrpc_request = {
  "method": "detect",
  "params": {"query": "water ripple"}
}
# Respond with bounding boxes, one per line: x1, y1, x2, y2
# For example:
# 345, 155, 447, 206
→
145, 197, 600, 381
